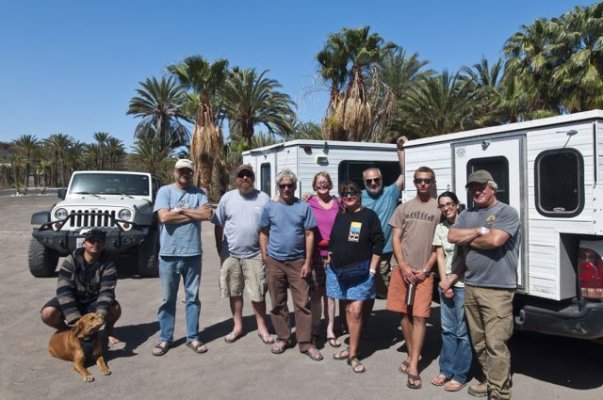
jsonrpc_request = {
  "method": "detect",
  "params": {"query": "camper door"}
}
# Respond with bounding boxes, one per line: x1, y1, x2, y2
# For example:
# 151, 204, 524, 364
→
452, 135, 525, 288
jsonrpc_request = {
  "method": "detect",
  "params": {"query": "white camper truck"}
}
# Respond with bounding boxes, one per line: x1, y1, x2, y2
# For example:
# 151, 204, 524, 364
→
243, 109, 603, 341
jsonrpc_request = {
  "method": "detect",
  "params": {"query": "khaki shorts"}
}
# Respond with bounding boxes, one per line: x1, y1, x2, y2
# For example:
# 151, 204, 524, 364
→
386, 266, 433, 318
219, 255, 266, 302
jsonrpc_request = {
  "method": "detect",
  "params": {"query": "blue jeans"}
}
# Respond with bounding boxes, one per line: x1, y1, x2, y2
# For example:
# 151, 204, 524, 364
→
439, 287, 472, 383
158, 255, 202, 343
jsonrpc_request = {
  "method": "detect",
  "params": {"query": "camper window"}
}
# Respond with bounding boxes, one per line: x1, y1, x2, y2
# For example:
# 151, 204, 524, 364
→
338, 161, 400, 189
535, 148, 584, 217
260, 163, 271, 197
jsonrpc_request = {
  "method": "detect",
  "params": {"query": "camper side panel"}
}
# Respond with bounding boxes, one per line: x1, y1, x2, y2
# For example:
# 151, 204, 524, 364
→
402, 142, 453, 203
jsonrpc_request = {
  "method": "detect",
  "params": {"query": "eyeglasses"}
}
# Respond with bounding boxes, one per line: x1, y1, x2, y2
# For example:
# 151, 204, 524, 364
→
315, 181, 329, 188
414, 178, 433, 185
177, 168, 193, 175
278, 183, 295, 190
340, 190, 359, 197
364, 178, 381, 185
439, 202, 456, 209
86, 238, 104, 245
237, 171, 253, 179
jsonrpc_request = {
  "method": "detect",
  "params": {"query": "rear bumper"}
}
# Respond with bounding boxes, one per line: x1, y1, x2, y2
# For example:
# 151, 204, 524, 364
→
32, 227, 150, 256
515, 301, 603, 340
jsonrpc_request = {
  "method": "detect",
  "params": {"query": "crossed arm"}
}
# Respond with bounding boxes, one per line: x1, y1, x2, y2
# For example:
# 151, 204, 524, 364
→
448, 226, 510, 250
157, 203, 213, 224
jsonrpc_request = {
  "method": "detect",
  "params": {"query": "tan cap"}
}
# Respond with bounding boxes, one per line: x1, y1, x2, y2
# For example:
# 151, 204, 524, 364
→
466, 170, 493, 187
236, 164, 255, 177
175, 159, 194, 171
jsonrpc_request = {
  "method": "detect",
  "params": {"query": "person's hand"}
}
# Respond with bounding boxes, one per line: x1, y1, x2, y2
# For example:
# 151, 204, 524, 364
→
443, 288, 454, 298
302, 193, 313, 202
414, 270, 427, 283
397, 136, 408, 149
300, 263, 311, 278
172, 208, 183, 214
200, 203, 213, 220
401, 266, 416, 285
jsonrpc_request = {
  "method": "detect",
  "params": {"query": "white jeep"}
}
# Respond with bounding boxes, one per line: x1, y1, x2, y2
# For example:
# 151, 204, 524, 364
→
29, 171, 161, 277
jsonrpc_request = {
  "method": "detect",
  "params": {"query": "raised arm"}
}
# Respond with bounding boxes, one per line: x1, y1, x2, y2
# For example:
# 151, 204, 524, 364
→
395, 136, 407, 191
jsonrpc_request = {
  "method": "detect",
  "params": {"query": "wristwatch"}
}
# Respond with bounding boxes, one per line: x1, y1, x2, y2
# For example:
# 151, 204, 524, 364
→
422, 268, 430, 275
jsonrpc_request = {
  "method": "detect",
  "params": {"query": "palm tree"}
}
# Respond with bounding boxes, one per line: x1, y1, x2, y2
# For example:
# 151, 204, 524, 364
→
127, 76, 191, 150
43, 133, 76, 187
402, 71, 476, 138
168, 56, 229, 198
130, 136, 173, 181
461, 57, 507, 126
105, 137, 126, 170
221, 68, 296, 145
92, 132, 110, 169
317, 26, 397, 141
369, 48, 433, 142
12, 134, 39, 187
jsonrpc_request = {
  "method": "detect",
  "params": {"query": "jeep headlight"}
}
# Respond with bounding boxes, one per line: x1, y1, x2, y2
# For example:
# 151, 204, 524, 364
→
54, 208, 68, 220
118, 209, 132, 220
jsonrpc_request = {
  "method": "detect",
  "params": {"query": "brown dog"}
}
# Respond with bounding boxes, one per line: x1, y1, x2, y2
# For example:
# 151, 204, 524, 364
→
48, 312, 111, 382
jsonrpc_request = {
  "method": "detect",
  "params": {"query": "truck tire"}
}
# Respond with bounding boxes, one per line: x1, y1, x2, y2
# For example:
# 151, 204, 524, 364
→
138, 230, 159, 277
28, 238, 59, 277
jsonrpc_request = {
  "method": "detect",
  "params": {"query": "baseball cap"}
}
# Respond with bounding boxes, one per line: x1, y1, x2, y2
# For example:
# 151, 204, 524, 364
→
236, 164, 255, 177
465, 170, 493, 187
84, 228, 106, 241
175, 159, 194, 171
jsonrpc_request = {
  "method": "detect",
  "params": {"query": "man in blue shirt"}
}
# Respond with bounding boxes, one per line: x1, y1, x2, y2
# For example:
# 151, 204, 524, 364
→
151, 159, 213, 356
259, 169, 323, 361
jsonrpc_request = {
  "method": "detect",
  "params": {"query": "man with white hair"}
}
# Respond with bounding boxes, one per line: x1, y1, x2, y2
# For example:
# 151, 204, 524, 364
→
259, 169, 323, 361
152, 159, 213, 356
446, 170, 520, 400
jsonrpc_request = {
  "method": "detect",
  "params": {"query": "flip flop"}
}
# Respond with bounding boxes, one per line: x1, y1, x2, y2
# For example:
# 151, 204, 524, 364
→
431, 374, 450, 386
444, 380, 466, 392
303, 347, 323, 361
333, 348, 350, 360
186, 340, 208, 354
152, 341, 170, 356
224, 332, 243, 344
347, 356, 365, 373
398, 360, 410, 374
271, 340, 290, 354
327, 336, 341, 348
258, 332, 275, 344
407, 374, 422, 390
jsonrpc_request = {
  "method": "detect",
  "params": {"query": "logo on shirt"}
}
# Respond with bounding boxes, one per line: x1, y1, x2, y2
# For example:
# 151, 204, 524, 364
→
486, 215, 496, 225
348, 222, 361, 242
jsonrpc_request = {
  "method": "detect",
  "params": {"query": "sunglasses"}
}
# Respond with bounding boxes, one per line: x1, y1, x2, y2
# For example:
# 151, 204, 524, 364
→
237, 171, 253, 178
364, 178, 381, 185
340, 190, 359, 197
414, 178, 433, 185
278, 183, 295, 190
86, 238, 105, 245
177, 168, 193, 175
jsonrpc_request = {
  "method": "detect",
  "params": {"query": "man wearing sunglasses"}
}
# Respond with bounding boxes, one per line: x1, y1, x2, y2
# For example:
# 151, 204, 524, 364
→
41, 228, 122, 349
259, 169, 323, 361
152, 158, 214, 356
212, 164, 274, 345
362, 136, 407, 299
446, 170, 519, 400
387, 166, 440, 389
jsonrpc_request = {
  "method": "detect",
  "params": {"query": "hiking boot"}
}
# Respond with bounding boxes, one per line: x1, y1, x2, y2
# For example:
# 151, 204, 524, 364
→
468, 381, 488, 397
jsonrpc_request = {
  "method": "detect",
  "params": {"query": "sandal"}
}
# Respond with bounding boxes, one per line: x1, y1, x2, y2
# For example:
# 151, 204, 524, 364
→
224, 332, 243, 344
186, 340, 208, 354
152, 341, 170, 356
327, 336, 341, 348
444, 379, 466, 392
347, 356, 365, 373
303, 347, 323, 361
258, 332, 275, 344
407, 374, 422, 390
333, 348, 350, 360
398, 360, 410, 374
271, 340, 290, 354
431, 373, 450, 386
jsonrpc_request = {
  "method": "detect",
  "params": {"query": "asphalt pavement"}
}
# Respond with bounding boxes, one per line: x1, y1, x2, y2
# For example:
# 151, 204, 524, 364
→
0, 195, 601, 400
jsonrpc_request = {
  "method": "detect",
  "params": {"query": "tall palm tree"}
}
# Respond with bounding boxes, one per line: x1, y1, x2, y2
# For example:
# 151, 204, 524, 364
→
127, 76, 191, 150
221, 68, 296, 145
369, 48, 433, 142
12, 134, 39, 187
43, 133, 76, 187
402, 71, 476, 138
461, 57, 507, 126
92, 132, 110, 169
548, 3, 603, 111
317, 26, 397, 141
105, 137, 125, 170
168, 56, 229, 198
130, 136, 173, 181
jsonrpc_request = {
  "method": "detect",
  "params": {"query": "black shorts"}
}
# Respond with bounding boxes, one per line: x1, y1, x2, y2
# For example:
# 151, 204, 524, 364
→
41, 297, 118, 316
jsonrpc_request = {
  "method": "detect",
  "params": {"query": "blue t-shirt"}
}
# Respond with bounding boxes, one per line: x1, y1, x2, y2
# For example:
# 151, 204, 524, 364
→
259, 198, 317, 260
212, 189, 270, 258
362, 183, 400, 253
153, 184, 207, 256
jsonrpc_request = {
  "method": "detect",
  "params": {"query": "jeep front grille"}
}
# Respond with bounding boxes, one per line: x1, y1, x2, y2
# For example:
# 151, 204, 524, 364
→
68, 210, 118, 228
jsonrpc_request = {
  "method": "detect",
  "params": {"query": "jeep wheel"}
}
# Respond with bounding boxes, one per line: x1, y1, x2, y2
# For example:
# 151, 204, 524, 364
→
28, 238, 59, 277
138, 230, 159, 277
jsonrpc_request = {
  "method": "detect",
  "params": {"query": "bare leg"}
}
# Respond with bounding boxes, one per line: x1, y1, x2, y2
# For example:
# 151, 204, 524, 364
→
228, 295, 244, 338
104, 302, 122, 345
41, 307, 69, 330
251, 300, 271, 336
400, 314, 414, 367
346, 301, 363, 358
326, 296, 336, 338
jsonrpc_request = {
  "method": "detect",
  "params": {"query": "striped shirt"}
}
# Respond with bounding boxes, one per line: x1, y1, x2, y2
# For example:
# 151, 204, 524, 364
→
56, 248, 117, 324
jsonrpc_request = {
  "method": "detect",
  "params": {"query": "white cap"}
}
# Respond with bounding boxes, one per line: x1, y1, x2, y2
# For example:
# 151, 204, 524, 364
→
175, 159, 194, 171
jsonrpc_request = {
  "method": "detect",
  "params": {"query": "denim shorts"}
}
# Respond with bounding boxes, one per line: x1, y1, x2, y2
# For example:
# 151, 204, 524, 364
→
325, 264, 376, 301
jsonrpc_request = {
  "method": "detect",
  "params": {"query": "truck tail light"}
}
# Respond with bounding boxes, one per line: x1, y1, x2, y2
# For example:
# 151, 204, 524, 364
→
578, 247, 603, 300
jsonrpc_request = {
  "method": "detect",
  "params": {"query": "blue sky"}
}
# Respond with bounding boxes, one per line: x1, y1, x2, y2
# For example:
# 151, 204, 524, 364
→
0, 0, 593, 149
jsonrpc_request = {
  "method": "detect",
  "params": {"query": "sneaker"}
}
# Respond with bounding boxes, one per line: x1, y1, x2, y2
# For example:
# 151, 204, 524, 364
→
468, 381, 488, 397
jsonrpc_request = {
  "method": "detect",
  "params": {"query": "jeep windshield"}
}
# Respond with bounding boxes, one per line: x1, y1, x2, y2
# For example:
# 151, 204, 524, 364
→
70, 173, 150, 196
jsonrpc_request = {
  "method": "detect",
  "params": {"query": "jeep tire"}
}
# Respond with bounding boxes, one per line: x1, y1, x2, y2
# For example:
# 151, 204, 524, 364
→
28, 238, 59, 277
138, 229, 159, 277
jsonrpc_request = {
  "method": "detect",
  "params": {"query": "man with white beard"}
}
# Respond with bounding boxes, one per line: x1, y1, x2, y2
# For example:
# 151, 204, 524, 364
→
213, 164, 274, 345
